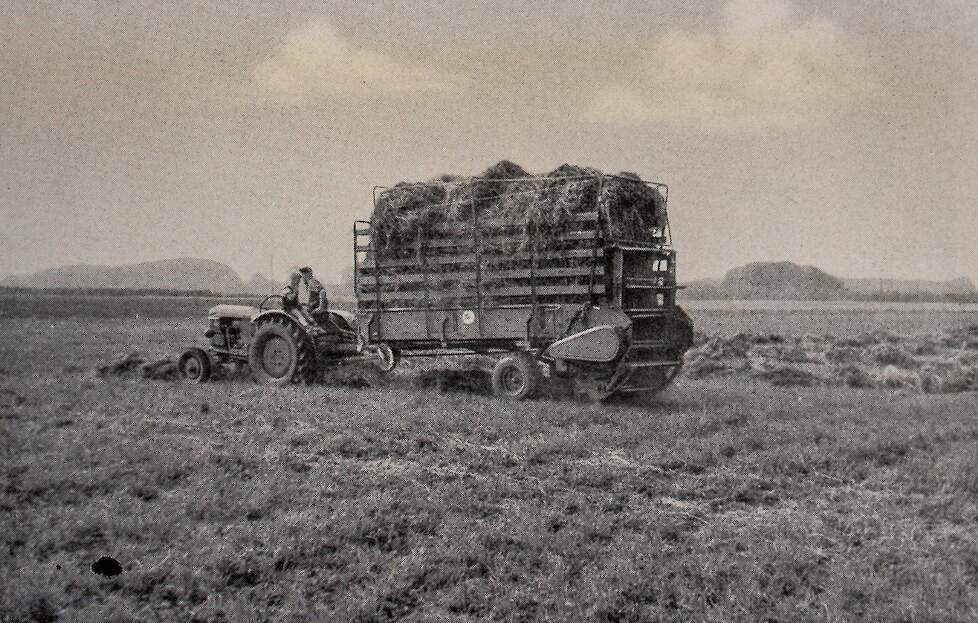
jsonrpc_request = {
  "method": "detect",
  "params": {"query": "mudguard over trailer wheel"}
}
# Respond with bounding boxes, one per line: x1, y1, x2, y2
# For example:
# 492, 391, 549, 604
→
178, 347, 212, 384
248, 318, 317, 386
570, 361, 683, 403
491, 353, 540, 400
616, 365, 683, 399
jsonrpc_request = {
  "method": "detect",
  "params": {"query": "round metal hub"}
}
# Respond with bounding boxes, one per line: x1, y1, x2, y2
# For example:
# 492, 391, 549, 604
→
181, 358, 202, 380
262, 336, 292, 378
500, 367, 526, 396
377, 344, 396, 372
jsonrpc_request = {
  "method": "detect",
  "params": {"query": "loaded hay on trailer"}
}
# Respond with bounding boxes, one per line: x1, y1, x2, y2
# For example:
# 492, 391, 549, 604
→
363, 161, 668, 309
370, 161, 666, 253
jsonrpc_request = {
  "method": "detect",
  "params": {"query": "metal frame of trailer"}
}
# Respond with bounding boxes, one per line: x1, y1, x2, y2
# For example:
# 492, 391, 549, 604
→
352, 174, 693, 399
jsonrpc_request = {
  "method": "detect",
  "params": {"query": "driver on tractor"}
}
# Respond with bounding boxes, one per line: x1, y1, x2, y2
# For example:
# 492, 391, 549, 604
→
281, 266, 329, 325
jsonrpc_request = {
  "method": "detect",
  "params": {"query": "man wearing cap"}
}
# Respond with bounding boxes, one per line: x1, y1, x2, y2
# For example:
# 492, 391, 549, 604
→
282, 267, 329, 322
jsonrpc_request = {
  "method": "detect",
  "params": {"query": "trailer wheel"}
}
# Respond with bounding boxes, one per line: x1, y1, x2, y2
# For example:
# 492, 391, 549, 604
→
375, 343, 400, 373
492, 353, 539, 400
178, 348, 212, 384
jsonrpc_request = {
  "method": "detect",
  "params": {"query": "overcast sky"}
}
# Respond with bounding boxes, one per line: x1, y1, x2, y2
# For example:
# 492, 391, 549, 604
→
1, 0, 975, 284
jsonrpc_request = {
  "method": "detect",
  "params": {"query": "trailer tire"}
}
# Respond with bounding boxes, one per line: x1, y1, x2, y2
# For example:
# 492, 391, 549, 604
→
492, 353, 539, 400
375, 343, 400, 373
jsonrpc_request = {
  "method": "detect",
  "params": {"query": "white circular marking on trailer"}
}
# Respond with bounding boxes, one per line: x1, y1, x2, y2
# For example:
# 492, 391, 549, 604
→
461, 310, 476, 325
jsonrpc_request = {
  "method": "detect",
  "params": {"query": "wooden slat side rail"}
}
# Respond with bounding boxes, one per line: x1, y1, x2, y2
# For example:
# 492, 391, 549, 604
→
488, 284, 604, 296
358, 266, 605, 288
359, 248, 603, 269
357, 283, 604, 302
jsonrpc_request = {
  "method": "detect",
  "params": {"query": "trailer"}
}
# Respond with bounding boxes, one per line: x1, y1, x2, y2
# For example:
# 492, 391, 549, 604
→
354, 173, 694, 400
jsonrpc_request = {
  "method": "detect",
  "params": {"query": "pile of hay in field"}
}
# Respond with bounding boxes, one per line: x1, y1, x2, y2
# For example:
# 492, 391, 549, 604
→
98, 352, 179, 381
319, 363, 391, 389
684, 325, 978, 393
416, 368, 492, 395
98, 352, 145, 377
370, 160, 666, 254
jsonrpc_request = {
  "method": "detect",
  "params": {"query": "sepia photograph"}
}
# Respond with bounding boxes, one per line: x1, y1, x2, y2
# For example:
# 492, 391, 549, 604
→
1, 1, 976, 620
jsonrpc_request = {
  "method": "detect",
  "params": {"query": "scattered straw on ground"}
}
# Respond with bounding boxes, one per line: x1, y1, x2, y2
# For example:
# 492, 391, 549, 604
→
685, 325, 978, 393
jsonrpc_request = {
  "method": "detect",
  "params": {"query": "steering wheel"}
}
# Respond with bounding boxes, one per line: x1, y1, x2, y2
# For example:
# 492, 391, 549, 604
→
258, 294, 287, 312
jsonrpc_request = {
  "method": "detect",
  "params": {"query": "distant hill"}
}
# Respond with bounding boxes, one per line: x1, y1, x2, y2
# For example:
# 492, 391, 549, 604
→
681, 261, 977, 302
844, 276, 977, 296
242, 273, 280, 295
5, 258, 974, 303
720, 262, 847, 300
1, 258, 244, 293
681, 277, 726, 300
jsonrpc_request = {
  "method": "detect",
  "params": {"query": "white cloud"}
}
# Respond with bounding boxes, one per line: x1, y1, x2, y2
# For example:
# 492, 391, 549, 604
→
721, 0, 791, 34
254, 18, 459, 103
588, 1, 880, 132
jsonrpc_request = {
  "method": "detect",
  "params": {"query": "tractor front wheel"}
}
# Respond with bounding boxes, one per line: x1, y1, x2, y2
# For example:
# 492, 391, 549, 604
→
178, 347, 212, 384
249, 319, 317, 386
491, 353, 540, 400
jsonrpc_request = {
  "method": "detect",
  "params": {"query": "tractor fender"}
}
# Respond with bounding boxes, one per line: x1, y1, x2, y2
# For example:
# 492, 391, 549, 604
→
252, 309, 310, 332
543, 325, 627, 363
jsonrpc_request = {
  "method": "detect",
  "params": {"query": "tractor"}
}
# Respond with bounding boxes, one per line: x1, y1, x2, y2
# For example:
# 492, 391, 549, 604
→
177, 294, 395, 385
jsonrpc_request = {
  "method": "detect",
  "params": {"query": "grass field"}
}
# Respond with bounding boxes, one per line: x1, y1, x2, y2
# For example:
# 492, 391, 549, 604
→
2, 294, 978, 621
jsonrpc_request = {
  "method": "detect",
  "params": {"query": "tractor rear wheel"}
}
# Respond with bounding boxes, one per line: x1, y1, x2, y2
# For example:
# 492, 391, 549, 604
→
491, 353, 540, 400
178, 348, 212, 384
249, 318, 317, 386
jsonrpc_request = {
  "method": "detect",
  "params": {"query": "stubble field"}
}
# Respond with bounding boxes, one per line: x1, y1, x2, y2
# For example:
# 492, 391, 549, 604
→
2, 293, 978, 621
